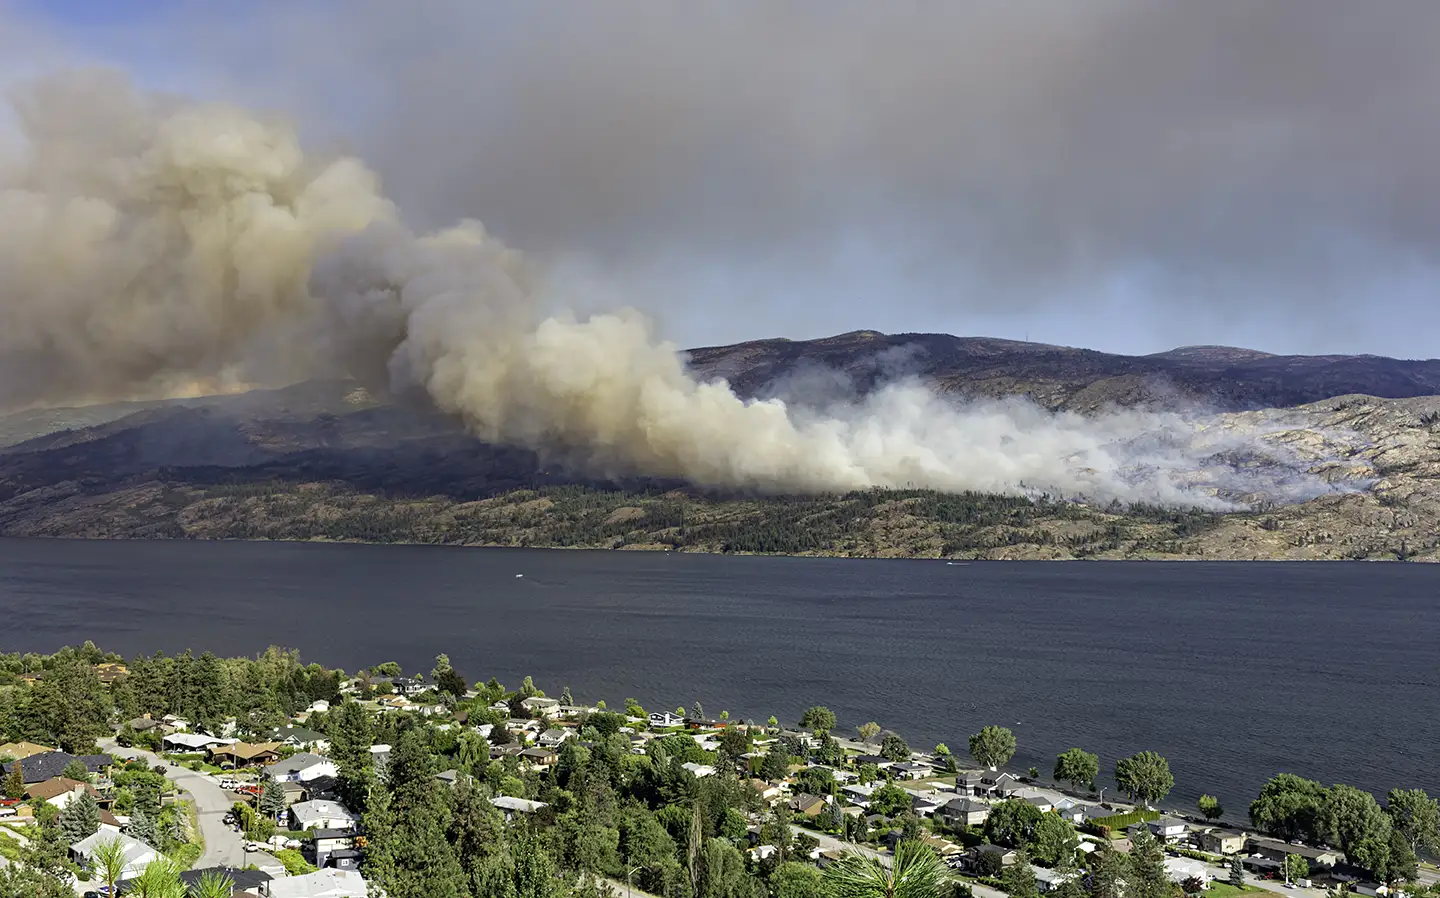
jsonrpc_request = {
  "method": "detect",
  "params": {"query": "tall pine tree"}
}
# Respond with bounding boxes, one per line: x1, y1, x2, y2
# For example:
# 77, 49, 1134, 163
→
58, 790, 102, 844
362, 729, 468, 898
1126, 827, 1170, 898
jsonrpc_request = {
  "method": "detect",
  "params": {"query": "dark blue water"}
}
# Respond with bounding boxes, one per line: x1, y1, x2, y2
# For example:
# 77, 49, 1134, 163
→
1, 538, 1436, 818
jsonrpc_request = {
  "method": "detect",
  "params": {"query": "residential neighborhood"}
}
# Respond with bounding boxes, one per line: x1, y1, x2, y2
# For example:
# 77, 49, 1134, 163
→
0, 645, 1436, 898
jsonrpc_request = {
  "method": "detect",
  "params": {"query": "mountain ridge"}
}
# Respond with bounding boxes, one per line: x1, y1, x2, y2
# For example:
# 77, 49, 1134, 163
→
1, 331, 1438, 561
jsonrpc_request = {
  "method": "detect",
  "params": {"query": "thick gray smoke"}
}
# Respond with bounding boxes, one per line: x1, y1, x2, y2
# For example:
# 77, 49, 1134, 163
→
0, 73, 1338, 506
215, 0, 1440, 356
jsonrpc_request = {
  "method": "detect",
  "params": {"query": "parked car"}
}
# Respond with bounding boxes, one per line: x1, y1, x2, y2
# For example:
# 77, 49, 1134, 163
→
244, 841, 265, 852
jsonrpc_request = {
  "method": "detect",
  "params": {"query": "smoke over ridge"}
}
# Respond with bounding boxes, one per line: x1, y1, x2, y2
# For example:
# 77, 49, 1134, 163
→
0, 72, 1342, 506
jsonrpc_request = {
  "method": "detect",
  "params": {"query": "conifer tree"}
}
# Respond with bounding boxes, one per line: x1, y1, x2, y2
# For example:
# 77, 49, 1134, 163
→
59, 789, 102, 844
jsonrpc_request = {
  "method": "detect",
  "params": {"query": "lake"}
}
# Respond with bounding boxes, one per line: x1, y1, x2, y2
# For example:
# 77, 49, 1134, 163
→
1, 538, 1436, 817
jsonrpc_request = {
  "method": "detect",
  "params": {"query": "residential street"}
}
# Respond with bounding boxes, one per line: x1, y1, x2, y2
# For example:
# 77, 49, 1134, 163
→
101, 740, 252, 869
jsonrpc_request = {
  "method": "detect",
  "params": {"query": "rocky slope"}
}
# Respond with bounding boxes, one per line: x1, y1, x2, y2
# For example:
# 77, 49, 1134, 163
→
0, 334, 1437, 561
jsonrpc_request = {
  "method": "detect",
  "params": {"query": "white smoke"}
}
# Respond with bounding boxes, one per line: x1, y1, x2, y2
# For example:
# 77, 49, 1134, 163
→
0, 72, 1342, 506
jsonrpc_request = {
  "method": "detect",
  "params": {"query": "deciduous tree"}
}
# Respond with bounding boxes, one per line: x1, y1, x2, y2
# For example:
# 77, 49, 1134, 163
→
1386, 788, 1440, 855
1249, 773, 1327, 843
983, 799, 1043, 849
1198, 794, 1223, 821
799, 706, 836, 736
856, 722, 882, 743
880, 734, 910, 763
870, 783, 912, 818
968, 726, 1016, 771
1114, 752, 1173, 806
1029, 812, 1078, 867
1053, 749, 1098, 791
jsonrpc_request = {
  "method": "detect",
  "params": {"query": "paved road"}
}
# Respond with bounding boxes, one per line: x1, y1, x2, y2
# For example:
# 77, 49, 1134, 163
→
102, 741, 249, 869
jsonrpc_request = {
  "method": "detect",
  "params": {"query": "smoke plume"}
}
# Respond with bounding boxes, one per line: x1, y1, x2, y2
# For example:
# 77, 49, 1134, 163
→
0, 72, 1340, 506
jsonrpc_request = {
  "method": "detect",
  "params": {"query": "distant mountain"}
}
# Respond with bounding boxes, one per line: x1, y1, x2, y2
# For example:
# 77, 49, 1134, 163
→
683, 331, 1440, 412
0, 331, 1437, 560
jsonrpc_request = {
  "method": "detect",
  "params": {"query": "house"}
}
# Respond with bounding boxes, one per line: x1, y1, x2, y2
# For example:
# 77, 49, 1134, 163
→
26, 777, 100, 809
163, 732, 230, 752
311, 828, 362, 870
910, 794, 945, 817
71, 828, 161, 879
1164, 857, 1212, 886
969, 843, 1018, 869
435, 770, 461, 787
747, 780, 784, 802
127, 715, 164, 733
842, 783, 877, 806
1246, 837, 1341, 868
1149, 816, 1189, 842
920, 833, 965, 857
278, 780, 310, 807
307, 700, 331, 714
955, 772, 988, 795
980, 771, 1022, 797
209, 742, 283, 769
1198, 829, 1246, 855
267, 727, 331, 752
648, 711, 685, 728
491, 796, 548, 821
94, 662, 129, 684
681, 762, 716, 778
290, 799, 360, 832
318, 847, 363, 873
2, 750, 111, 785
890, 762, 931, 780
1056, 802, 1101, 825
265, 752, 339, 784
521, 696, 562, 717
790, 794, 829, 817
935, 797, 990, 828
160, 715, 191, 734
0, 741, 56, 760
520, 747, 558, 769
1034, 866, 1078, 893
993, 779, 1026, 799
538, 728, 573, 749
264, 868, 368, 898
1018, 791, 1055, 813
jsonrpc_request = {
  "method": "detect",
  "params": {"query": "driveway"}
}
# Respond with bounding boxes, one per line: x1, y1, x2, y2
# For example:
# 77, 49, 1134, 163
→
101, 741, 251, 869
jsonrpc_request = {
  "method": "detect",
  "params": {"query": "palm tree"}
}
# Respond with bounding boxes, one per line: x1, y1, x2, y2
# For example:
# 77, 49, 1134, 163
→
126, 856, 186, 898
823, 840, 949, 898
91, 836, 129, 898
191, 869, 237, 898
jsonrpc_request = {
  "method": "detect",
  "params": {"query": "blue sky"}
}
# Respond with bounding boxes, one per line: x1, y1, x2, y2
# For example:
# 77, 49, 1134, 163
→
8, 1, 1440, 359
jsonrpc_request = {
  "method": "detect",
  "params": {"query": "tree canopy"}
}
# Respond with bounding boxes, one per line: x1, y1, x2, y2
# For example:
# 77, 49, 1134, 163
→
1114, 751, 1173, 806
968, 726, 1016, 770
